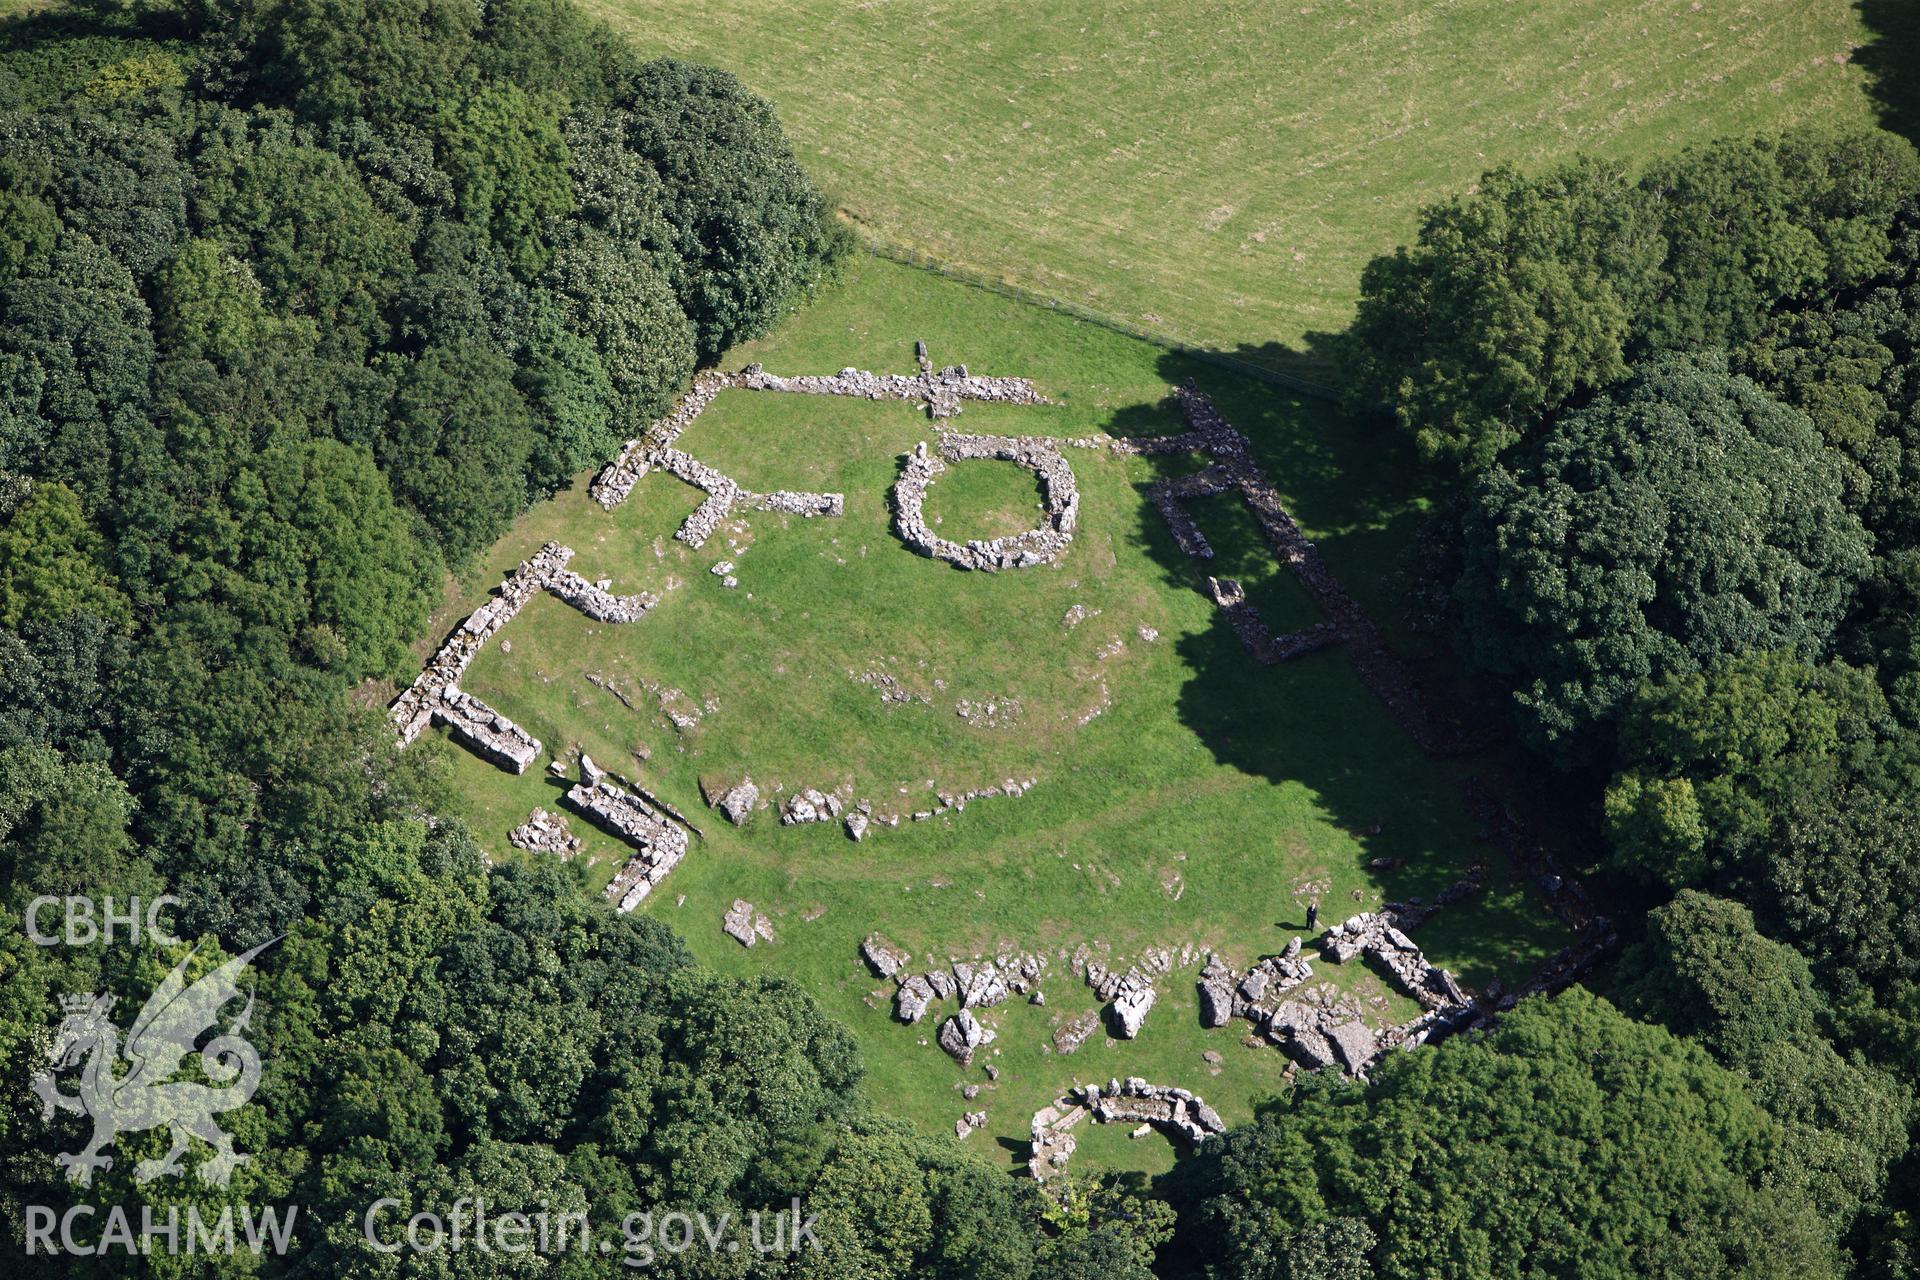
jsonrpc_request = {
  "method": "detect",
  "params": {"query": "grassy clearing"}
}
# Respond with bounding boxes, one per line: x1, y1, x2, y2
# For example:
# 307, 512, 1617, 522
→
420, 256, 1565, 1174
583, 0, 1881, 373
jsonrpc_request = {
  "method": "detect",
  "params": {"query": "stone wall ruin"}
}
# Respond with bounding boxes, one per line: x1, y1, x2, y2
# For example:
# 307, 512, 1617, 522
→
892, 434, 1079, 571
587, 371, 846, 546
393, 351, 1616, 1159
1118, 385, 1499, 753
1028, 1077, 1226, 1179
588, 343, 1045, 552
389, 542, 657, 772
566, 754, 692, 913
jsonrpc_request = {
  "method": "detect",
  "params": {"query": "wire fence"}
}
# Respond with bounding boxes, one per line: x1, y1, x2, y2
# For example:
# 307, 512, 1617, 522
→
858, 238, 1343, 403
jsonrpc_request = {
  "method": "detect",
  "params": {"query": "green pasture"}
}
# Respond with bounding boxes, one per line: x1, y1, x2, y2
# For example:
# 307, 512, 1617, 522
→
585, 0, 1886, 373
419, 256, 1566, 1173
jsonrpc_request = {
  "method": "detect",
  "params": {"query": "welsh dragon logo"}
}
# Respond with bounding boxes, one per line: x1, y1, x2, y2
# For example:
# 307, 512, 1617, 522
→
31, 938, 278, 1188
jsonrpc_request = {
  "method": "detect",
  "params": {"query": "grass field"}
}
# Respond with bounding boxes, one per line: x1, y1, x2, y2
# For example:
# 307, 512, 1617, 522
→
583, 0, 1885, 374
419, 255, 1567, 1173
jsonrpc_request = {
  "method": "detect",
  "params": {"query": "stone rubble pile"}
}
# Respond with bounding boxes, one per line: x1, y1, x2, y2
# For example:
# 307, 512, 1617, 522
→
954, 698, 1023, 727
1028, 1078, 1225, 1179
722, 898, 775, 947
849, 667, 925, 705
1073, 943, 1190, 1038
1322, 911, 1470, 1010
884, 949, 1047, 1025
1182, 912, 1476, 1079
884, 920, 1475, 1087
508, 808, 581, 857
565, 756, 691, 912
954, 961, 1012, 1009
1265, 986, 1379, 1074
780, 787, 844, 825
1232, 937, 1317, 1015
892, 435, 1078, 571
955, 1110, 988, 1139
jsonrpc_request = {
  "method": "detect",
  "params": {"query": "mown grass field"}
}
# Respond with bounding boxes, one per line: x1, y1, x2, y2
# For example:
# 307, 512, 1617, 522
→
583, 0, 1884, 374
419, 256, 1567, 1173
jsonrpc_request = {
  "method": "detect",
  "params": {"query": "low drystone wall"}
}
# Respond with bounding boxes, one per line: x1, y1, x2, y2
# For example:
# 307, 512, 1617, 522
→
588, 372, 845, 546
547, 569, 658, 623
591, 345, 1039, 549
1028, 1077, 1225, 1179
591, 370, 735, 508
711, 772, 1037, 839
1148, 483, 1214, 558
430, 686, 541, 773
892, 435, 1079, 571
389, 542, 657, 772
739, 344, 1047, 421
565, 755, 691, 912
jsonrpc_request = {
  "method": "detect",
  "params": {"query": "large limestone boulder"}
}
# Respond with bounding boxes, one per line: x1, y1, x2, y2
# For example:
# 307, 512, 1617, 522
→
718, 778, 759, 826
1328, 1021, 1379, 1074
938, 1010, 995, 1066
861, 933, 911, 979
1196, 955, 1235, 1028
894, 974, 935, 1023
1109, 975, 1156, 1039
1052, 1010, 1099, 1055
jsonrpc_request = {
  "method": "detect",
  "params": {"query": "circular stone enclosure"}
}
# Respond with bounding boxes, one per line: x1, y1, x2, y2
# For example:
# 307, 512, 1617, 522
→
892, 434, 1080, 571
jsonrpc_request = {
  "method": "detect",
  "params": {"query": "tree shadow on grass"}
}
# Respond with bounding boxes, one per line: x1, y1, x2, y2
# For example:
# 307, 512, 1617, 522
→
1100, 363, 1466, 886
1857, 0, 1920, 147
1098, 352, 1574, 987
